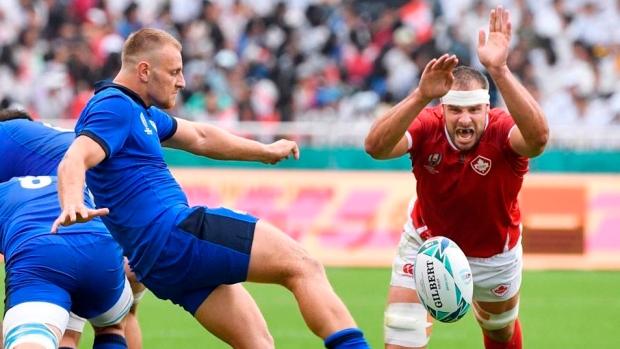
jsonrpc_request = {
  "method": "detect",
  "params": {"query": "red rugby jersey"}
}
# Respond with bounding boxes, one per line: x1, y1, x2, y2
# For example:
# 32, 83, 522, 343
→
407, 105, 529, 258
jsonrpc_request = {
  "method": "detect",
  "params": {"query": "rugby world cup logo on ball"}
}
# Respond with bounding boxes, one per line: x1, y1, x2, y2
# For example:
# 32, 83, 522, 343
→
413, 236, 473, 323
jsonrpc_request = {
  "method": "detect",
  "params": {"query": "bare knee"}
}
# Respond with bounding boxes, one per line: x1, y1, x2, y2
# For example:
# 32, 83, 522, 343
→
280, 250, 326, 290
249, 220, 327, 288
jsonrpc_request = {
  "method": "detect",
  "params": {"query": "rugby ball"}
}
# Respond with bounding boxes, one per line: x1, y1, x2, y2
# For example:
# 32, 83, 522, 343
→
413, 236, 473, 323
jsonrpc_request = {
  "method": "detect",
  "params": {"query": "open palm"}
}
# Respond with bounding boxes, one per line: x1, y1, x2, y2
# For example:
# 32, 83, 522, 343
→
477, 6, 511, 71
419, 54, 459, 100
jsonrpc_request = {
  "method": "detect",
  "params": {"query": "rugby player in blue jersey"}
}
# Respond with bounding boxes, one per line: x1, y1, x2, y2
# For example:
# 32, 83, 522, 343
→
53, 28, 370, 349
0, 176, 133, 349
0, 109, 144, 349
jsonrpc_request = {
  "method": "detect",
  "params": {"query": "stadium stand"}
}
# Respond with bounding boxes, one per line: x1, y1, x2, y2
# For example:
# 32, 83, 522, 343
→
0, 0, 619, 149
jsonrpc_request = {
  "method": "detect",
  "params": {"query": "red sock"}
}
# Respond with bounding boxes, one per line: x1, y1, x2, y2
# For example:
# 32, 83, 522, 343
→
483, 318, 522, 349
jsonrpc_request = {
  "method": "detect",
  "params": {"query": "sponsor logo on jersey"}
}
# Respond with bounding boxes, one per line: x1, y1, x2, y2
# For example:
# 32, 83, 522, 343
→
471, 155, 492, 175
402, 263, 414, 276
428, 153, 442, 166
149, 120, 158, 132
140, 113, 153, 135
491, 284, 510, 297
424, 153, 442, 174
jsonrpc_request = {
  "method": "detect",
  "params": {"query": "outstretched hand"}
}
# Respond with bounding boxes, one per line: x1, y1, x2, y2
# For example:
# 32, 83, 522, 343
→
263, 139, 300, 165
418, 54, 459, 100
51, 205, 109, 233
478, 6, 511, 71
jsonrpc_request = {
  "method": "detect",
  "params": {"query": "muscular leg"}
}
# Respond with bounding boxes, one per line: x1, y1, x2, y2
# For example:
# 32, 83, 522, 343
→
385, 286, 433, 349
245, 220, 358, 339
59, 329, 81, 348
58, 312, 86, 349
124, 257, 144, 349
194, 284, 273, 349
123, 306, 142, 349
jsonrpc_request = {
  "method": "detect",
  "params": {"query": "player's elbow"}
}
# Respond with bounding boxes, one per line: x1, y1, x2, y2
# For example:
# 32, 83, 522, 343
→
535, 124, 550, 147
527, 129, 550, 157
58, 147, 91, 174
528, 143, 547, 158
57, 154, 81, 175
364, 140, 388, 160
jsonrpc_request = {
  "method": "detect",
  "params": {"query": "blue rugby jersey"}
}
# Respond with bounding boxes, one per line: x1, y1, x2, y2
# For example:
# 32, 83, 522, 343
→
0, 119, 74, 182
75, 81, 187, 278
0, 176, 110, 259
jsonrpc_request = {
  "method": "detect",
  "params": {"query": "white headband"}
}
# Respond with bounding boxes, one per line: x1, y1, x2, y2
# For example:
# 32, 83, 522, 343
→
440, 89, 490, 106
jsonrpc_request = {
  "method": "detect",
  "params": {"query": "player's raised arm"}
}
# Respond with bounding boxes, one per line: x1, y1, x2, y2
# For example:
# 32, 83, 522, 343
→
52, 135, 108, 232
365, 54, 458, 160
162, 117, 299, 165
478, 6, 549, 158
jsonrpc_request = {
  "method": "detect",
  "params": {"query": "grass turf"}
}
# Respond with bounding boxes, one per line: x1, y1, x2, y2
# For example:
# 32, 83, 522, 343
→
66, 268, 620, 348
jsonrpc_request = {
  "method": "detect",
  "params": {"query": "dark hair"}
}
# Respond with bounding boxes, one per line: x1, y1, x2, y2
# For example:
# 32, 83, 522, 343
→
453, 65, 489, 90
0, 108, 33, 122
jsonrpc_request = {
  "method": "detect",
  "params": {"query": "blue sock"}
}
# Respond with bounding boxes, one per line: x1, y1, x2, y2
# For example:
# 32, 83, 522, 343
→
324, 328, 370, 349
93, 334, 127, 349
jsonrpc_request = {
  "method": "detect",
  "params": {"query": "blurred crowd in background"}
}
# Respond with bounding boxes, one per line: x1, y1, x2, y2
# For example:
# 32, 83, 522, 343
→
1, 0, 620, 139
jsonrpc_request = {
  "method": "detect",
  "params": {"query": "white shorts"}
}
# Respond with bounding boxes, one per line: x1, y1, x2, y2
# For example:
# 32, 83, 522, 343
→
390, 215, 523, 302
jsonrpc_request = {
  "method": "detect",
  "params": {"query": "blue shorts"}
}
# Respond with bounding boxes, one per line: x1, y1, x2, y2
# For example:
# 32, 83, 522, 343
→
5, 233, 126, 319
140, 206, 257, 315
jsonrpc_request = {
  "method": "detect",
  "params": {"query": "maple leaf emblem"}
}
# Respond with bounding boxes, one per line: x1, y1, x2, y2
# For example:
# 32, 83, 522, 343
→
492, 284, 510, 297
470, 155, 492, 175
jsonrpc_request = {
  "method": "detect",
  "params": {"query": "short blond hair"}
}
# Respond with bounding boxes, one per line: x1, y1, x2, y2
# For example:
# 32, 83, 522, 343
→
121, 28, 182, 65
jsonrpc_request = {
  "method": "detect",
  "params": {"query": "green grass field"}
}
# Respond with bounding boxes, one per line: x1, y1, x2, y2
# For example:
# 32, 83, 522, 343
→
69, 268, 620, 348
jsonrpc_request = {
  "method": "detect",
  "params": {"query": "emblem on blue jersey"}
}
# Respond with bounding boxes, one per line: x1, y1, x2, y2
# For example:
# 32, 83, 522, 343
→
140, 113, 153, 135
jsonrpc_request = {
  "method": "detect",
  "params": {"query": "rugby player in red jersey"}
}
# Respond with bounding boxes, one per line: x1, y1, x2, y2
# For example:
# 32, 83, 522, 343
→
365, 6, 549, 349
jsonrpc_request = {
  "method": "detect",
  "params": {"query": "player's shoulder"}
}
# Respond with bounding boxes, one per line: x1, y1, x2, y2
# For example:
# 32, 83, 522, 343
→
488, 108, 512, 122
81, 84, 138, 127
93, 80, 147, 109
0, 118, 32, 129
485, 108, 515, 130
90, 81, 143, 111
149, 106, 173, 119
417, 105, 444, 125
92, 86, 134, 106
0, 119, 50, 134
